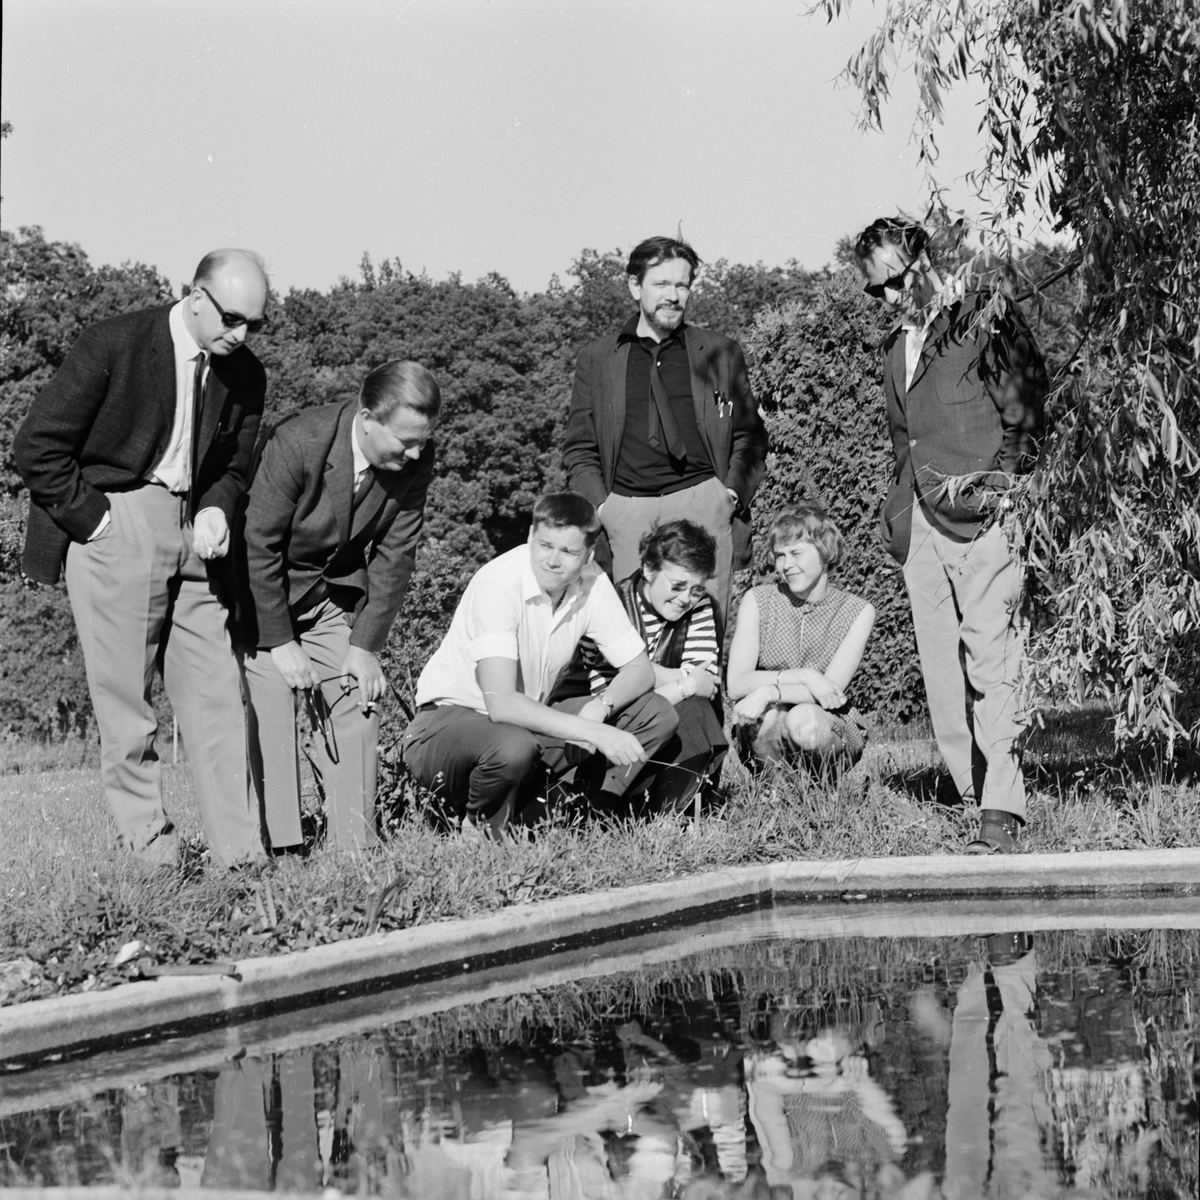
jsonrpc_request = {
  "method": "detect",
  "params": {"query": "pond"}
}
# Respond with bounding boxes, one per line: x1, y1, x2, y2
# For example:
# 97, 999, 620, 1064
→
2, 921, 1197, 1198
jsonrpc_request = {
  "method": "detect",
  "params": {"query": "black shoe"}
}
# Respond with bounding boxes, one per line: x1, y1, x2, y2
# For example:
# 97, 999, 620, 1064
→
984, 931, 1033, 964
965, 809, 1022, 854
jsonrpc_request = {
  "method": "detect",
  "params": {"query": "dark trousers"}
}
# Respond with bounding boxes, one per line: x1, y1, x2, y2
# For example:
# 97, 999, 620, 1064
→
402, 692, 678, 834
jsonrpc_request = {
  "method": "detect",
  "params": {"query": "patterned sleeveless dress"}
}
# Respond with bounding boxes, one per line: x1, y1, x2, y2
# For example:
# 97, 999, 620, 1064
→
745, 581, 869, 760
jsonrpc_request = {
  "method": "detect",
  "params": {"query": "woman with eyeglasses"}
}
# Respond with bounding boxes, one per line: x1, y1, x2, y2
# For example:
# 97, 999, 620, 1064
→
727, 504, 875, 769
564, 519, 728, 814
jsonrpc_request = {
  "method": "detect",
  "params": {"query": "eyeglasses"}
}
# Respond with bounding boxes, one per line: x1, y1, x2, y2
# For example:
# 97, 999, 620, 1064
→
863, 259, 918, 301
200, 286, 267, 334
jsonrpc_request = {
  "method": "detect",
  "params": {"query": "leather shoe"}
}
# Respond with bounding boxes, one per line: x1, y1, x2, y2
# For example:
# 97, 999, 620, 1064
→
965, 808, 1022, 854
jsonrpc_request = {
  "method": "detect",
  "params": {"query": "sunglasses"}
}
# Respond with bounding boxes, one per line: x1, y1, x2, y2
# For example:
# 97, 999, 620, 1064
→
200, 285, 267, 334
863, 259, 918, 301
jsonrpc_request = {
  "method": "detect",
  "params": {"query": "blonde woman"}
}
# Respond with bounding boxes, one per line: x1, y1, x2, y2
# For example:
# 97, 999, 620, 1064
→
727, 504, 875, 766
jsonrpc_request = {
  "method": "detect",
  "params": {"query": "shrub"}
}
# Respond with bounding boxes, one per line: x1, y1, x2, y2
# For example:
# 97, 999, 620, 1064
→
743, 270, 925, 722
0, 495, 91, 739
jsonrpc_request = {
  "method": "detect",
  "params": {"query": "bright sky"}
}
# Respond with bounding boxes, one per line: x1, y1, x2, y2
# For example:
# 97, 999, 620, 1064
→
1, 0, 991, 296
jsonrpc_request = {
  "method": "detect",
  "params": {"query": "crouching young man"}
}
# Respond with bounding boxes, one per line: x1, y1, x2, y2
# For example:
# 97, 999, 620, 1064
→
402, 493, 679, 836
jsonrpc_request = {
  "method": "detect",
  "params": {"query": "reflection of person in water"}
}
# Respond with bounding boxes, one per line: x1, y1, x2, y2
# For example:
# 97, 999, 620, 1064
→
201, 1053, 320, 1191
118, 1081, 182, 1188
200, 1045, 388, 1192
942, 934, 1056, 1200
613, 1008, 748, 1187
745, 1012, 909, 1198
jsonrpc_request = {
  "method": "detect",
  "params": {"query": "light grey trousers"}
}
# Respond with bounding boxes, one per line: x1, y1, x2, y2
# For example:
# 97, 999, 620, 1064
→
243, 599, 379, 851
903, 500, 1029, 818
65, 486, 262, 868
601, 475, 737, 623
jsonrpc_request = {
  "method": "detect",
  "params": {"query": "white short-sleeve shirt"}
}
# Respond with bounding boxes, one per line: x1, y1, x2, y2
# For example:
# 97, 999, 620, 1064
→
414, 544, 645, 713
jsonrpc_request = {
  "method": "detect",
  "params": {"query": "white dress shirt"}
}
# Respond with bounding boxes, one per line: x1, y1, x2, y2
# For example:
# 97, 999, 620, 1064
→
351, 414, 372, 493
153, 301, 207, 494
89, 301, 213, 540
414, 544, 645, 713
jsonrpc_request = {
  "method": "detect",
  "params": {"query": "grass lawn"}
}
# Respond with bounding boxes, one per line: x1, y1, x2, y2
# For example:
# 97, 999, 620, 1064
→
1, 710, 1197, 1006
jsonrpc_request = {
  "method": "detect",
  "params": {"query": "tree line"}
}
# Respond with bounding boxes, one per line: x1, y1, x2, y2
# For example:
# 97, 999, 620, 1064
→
0, 226, 844, 740
0, 220, 1136, 749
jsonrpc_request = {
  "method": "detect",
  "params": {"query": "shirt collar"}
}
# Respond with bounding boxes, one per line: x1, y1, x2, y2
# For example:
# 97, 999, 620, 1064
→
617, 311, 686, 348
168, 299, 203, 361
350, 412, 371, 479
517, 543, 592, 610
901, 275, 967, 335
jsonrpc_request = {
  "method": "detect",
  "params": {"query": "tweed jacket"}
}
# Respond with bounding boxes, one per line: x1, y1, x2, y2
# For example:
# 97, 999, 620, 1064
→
562, 322, 768, 569
880, 293, 1047, 564
240, 399, 433, 654
14, 304, 266, 584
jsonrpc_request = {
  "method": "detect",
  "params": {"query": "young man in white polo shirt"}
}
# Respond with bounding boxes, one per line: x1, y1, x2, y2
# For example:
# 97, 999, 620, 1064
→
403, 493, 678, 836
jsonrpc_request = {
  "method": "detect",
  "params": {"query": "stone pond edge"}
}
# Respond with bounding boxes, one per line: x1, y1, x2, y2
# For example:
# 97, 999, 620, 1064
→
2, 847, 1199, 1063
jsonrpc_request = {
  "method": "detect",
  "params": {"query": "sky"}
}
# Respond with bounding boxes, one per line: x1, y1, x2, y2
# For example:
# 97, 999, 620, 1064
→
1, 0, 993, 296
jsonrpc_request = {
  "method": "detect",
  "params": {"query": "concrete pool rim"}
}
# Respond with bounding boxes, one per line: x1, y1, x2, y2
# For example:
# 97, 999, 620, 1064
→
2, 847, 1198, 1069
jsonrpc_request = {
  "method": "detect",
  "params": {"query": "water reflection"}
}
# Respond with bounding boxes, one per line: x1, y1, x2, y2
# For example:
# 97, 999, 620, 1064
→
2, 930, 1196, 1197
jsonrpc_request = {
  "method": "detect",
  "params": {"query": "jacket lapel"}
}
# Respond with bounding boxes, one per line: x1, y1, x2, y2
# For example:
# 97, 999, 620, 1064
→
889, 332, 909, 401
908, 302, 957, 392
194, 364, 228, 470
326, 403, 357, 550
604, 340, 630, 480
684, 326, 718, 466
149, 308, 177, 429
350, 473, 389, 542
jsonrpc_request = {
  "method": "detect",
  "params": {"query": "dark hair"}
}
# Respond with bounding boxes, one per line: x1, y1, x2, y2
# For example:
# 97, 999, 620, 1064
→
626, 236, 701, 285
360, 360, 441, 420
639, 519, 717, 580
768, 503, 844, 568
852, 218, 930, 269
531, 492, 601, 547
191, 248, 268, 287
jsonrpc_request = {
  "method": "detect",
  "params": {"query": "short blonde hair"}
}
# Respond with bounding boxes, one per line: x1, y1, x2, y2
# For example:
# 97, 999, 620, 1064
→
767, 504, 844, 568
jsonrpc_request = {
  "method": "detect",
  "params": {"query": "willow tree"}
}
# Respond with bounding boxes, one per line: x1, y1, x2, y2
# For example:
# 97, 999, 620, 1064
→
819, 0, 1200, 747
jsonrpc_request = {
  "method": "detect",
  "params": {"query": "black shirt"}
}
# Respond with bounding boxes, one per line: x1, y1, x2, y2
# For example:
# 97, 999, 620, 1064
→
612, 314, 715, 497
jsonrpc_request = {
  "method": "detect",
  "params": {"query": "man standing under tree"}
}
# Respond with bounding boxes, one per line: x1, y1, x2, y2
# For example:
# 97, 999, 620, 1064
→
562, 236, 768, 622
240, 361, 438, 853
14, 249, 270, 871
855, 218, 1047, 854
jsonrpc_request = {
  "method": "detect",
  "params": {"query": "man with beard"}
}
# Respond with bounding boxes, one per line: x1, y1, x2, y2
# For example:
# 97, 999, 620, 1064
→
562, 236, 767, 622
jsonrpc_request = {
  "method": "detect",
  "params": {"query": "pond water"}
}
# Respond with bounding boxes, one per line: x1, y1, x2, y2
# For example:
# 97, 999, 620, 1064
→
2, 925, 1197, 1198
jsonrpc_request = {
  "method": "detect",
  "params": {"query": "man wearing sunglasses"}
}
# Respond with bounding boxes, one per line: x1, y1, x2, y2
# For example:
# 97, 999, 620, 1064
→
14, 248, 270, 872
854, 218, 1047, 855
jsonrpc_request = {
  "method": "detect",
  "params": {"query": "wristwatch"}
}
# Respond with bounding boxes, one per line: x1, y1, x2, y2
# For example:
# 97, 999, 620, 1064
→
598, 692, 614, 716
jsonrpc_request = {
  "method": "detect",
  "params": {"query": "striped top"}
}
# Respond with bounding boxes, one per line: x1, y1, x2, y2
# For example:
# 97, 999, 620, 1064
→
588, 588, 720, 692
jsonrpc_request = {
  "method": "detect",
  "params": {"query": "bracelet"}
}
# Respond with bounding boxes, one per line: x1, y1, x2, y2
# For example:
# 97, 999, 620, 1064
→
775, 671, 783, 701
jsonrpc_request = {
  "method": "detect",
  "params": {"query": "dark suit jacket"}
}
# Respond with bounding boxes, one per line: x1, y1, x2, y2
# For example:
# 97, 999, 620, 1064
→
880, 294, 1047, 564
14, 304, 266, 584
241, 399, 433, 653
562, 322, 768, 570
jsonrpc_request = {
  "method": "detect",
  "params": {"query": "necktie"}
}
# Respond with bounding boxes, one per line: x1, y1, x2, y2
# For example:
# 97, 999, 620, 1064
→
353, 467, 374, 508
647, 341, 687, 461
186, 352, 207, 493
